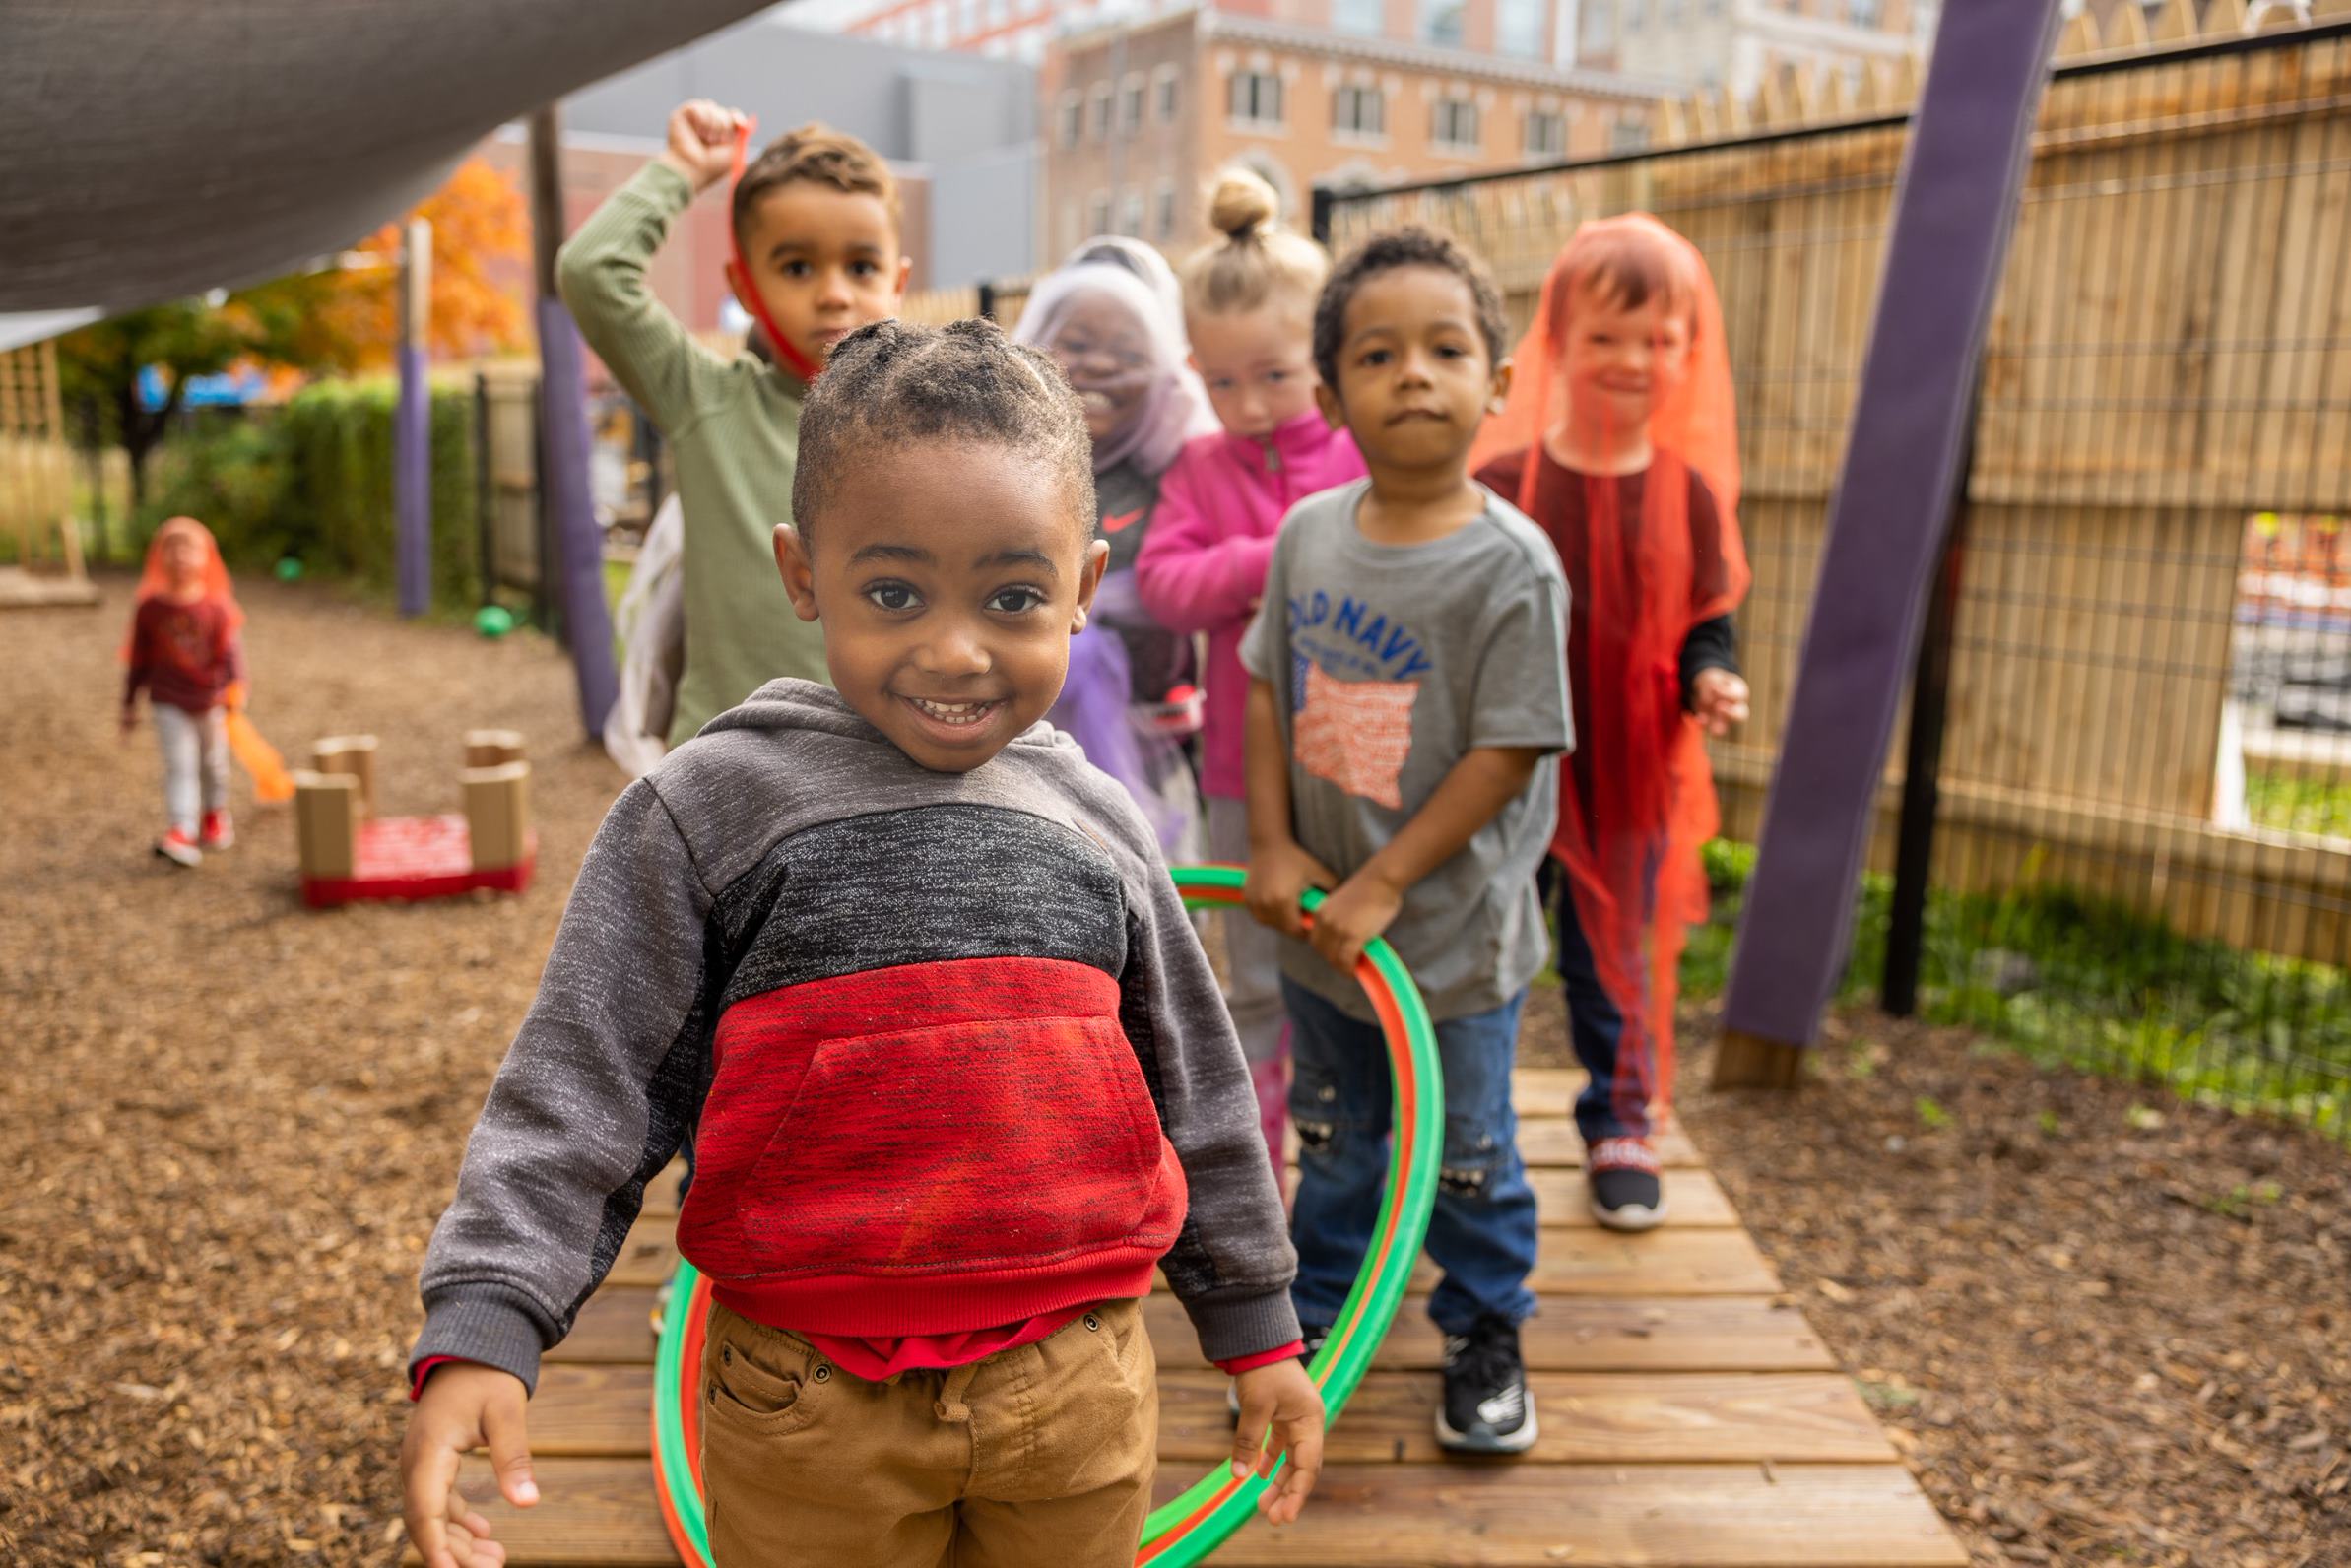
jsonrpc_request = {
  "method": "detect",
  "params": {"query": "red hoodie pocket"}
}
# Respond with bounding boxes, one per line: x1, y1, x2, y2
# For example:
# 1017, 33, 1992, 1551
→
695, 958, 1175, 1281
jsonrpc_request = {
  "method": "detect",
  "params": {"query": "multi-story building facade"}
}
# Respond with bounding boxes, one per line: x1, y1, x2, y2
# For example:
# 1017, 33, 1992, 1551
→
1575, 0, 1933, 98
1043, 5, 1667, 255
815, 0, 1602, 67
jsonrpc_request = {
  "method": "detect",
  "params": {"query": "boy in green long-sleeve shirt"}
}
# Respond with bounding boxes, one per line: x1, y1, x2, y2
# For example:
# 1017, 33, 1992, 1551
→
558, 99, 909, 745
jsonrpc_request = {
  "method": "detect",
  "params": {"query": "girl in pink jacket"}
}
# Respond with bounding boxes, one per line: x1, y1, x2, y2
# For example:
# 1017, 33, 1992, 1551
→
1137, 168, 1366, 1169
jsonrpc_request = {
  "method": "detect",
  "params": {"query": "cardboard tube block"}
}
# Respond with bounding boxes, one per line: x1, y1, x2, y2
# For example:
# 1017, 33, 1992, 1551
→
293, 770, 360, 880
463, 761, 532, 872
310, 735, 379, 817
464, 730, 526, 769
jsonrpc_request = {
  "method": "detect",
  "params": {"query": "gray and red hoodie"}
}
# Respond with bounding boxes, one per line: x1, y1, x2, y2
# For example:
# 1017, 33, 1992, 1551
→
409, 680, 1301, 1396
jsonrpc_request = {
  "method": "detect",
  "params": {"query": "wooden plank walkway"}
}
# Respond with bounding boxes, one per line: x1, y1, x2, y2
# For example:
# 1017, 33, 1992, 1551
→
445, 1068, 1966, 1566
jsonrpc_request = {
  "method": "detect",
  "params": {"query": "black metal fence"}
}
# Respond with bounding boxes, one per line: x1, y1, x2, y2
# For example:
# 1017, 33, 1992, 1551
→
1309, 25, 2351, 1139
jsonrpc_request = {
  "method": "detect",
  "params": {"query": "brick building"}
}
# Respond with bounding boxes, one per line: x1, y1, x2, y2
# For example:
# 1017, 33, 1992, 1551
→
1575, 0, 1933, 98
1043, 5, 1666, 255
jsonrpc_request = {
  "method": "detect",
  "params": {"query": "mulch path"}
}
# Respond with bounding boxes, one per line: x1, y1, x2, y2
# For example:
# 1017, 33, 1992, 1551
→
5, 578, 2347, 1566
2, 578, 627, 1566
1681, 1006, 2351, 1568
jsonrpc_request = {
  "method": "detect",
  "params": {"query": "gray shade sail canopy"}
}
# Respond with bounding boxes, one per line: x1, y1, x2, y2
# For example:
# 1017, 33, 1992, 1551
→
0, 0, 776, 314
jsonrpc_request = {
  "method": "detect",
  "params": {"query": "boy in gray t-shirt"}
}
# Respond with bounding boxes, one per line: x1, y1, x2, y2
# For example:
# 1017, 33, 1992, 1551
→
1240, 229, 1572, 1458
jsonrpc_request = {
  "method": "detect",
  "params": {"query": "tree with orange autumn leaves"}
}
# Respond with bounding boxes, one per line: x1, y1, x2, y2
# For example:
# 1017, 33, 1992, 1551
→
60, 156, 532, 502
297, 157, 533, 369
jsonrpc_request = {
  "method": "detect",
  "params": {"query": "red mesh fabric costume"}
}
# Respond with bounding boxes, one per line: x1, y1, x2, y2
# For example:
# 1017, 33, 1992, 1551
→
1469, 215, 1749, 1128
122, 516, 243, 667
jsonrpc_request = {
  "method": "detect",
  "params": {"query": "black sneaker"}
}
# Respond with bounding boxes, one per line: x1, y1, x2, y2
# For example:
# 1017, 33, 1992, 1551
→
1437, 1314, 1537, 1454
1227, 1322, 1330, 1420
1587, 1137, 1667, 1232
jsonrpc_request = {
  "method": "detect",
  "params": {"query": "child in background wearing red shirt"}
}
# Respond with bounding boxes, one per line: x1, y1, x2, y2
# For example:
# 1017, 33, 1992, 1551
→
121, 517, 249, 868
1471, 215, 1751, 1232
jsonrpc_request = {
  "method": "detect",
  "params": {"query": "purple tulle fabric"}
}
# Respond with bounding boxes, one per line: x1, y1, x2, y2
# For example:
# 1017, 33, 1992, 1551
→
1052, 573, 1201, 859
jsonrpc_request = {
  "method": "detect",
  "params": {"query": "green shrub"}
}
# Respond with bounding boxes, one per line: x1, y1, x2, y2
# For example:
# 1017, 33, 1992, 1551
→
139, 377, 482, 608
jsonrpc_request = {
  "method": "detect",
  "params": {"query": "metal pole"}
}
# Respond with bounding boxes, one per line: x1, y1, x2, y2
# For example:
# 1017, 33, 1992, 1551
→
1880, 428, 1975, 1016
395, 216, 432, 617
1310, 184, 1334, 249
976, 280, 997, 326
474, 369, 495, 608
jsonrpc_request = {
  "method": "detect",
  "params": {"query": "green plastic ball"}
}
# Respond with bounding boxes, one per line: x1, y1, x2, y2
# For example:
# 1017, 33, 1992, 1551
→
474, 605, 516, 639
274, 556, 303, 581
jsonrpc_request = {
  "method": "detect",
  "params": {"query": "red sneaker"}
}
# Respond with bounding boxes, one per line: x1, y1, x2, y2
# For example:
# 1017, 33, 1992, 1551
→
200, 811, 235, 850
1587, 1136, 1666, 1232
155, 827, 203, 868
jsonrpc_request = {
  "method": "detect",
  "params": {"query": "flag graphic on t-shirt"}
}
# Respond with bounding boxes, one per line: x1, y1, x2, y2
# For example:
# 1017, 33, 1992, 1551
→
1293, 661, 1417, 809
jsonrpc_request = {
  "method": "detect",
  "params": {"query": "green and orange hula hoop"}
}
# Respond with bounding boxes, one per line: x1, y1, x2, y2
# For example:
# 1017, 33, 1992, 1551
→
651, 864, 1443, 1567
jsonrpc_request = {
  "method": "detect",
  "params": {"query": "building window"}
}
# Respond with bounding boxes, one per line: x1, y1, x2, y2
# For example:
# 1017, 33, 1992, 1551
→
988, 0, 1009, 24
1332, 83, 1387, 139
960, 0, 981, 35
1156, 180, 1179, 240
1583, 0, 1618, 47
1122, 76, 1145, 134
1496, 0, 1545, 59
1419, 0, 1467, 48
1611, 112, 1652, 152
1625, 0, 1648, 32
1088, 192, 1112, 235
1523, 108, 1566, 158
1432, 96, 1480, 153
1227, 68, 1284, 128
1092, 84, 1114, 140
1059, 92, 1082, 149
1332, 0, 1385, 33
1849, 0, 1883, 22
1156, 66, 1180, 122
1120, 189, 1145, 236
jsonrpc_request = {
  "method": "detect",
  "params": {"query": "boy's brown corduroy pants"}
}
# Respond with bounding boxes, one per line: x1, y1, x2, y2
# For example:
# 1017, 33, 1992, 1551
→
699, 1297, 1158, 1568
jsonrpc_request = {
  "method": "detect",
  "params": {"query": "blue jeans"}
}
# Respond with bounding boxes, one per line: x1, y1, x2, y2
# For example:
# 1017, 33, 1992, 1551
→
1282, 978, 1539, 1335
1540, 862, 1657, 1145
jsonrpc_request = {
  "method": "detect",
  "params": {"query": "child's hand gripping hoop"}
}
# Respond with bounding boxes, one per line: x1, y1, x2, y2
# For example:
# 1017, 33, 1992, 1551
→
724, 117, 825, 387
650, 864, 1445, 1567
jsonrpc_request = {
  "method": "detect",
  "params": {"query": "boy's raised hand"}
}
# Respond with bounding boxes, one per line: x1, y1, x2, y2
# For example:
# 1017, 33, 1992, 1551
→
660, 99, 748, 194
403, 1363, 538, 1568
1244, 838, 1337, 940
1691, 668, 1750, 738
1231, 1357, 1326, 1526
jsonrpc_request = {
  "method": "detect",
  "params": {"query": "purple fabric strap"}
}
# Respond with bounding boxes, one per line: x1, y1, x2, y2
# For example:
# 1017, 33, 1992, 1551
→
538, 297, 620, 742
1722, 0, 2065, 1048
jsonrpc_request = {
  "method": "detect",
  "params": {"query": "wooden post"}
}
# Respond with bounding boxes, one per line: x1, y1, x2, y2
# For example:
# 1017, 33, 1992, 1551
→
463, 762, 533, 872
1714, 1032, 1807, 1091
310, 735, 378, 817
294, 771, 360, 879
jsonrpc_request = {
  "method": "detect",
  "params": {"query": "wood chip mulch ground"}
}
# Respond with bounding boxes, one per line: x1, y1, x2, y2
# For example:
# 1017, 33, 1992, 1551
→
5, 578, 2347, 1566
1681, 1007, 2351, 1568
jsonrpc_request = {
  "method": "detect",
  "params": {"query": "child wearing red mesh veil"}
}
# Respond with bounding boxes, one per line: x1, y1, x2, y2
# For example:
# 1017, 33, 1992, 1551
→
121, 517, 250, 867
1471, 215, 1750, 1232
